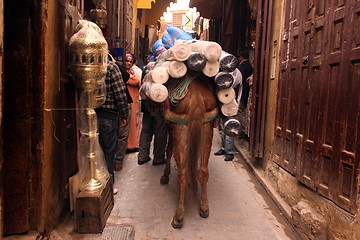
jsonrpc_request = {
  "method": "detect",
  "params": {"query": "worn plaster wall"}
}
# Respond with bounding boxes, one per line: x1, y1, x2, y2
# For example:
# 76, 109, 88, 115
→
41, 0, 79, 234
131, 0, 138, 52
263, 0, 283, 165
143, 0, 170, 26
136, 8, 146, 38
42, 0, 64, 232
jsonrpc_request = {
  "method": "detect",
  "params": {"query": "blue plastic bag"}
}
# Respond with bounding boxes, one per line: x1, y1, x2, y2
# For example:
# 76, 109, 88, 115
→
162, 32, 174, 48
152, 39, 165, 54
162, 25, 193, 48
166, 24, 193, 40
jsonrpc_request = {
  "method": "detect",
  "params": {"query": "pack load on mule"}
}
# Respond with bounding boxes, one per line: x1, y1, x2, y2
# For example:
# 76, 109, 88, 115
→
140, 25, 242, 228
141, 25, 240, 119
141, 29, 242, 137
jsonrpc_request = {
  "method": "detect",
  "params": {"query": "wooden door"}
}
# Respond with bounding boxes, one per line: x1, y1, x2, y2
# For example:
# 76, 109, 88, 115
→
125, 0, 133, 52
250, 0, 273, 158
275, 0, 360, 213
3, 0, 33, 234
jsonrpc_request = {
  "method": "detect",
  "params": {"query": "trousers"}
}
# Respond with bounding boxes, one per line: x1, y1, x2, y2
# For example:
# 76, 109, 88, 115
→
138, 108, 168, 163
221, 131, 235, 155
115, 104, 132, 163
98, 116, 119, 181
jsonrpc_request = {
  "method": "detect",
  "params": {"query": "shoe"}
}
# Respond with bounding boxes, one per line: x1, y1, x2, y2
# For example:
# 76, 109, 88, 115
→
126, 148, 139, 153
113, 188, 118, 195
152, 160, 166, 166
138, 157, 151, 165
239, 133, 249, 140
214, 149, 226, 156
224, 154, 234, 161
115, 161, 123, 171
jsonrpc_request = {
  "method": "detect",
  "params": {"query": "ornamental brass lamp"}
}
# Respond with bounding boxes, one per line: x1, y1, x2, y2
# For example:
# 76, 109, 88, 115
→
69, 20, 109, 193
90, 0, 107, 28
90, 8, 107, 29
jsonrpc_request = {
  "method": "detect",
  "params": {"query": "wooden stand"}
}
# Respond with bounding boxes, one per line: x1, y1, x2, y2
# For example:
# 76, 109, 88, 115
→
75, 175, 114, 233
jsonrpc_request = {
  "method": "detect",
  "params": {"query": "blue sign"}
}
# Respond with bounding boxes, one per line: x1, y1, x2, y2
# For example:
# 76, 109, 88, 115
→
113, 48, 124, 65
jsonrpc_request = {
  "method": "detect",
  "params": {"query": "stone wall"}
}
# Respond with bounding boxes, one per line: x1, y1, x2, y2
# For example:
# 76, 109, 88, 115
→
265, 158, 360, 240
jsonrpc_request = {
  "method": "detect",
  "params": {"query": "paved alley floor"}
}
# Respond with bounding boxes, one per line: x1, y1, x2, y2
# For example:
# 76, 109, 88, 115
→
75, 131, 301, 240
49, 130, 303, 240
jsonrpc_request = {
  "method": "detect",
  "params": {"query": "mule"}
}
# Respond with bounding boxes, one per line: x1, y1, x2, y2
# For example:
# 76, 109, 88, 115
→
161, 72, 219, 228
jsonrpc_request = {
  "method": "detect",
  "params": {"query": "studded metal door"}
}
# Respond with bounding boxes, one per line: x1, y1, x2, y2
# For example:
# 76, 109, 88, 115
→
275, 0, 360, 213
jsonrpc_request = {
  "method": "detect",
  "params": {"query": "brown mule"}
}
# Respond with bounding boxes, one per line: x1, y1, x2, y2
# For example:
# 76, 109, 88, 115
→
161, 72, 219, 229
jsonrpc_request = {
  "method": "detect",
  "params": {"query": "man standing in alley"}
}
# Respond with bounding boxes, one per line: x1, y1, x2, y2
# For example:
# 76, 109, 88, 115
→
214, 68, 243, 161
96, 58, 129, 195
108, 49, 132, 171
137, 55, 168, 166
237, 50, 253, 139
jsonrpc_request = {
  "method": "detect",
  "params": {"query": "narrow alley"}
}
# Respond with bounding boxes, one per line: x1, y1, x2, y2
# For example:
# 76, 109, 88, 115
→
56, 130, 302, 240
1, 1, 359, 239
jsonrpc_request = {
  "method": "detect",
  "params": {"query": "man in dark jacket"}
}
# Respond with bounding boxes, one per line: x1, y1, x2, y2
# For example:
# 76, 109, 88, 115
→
114, 59, 133, 171
137, 55, 168, 166
238, 50, 253, 107
237, 50, 253, 139
96, 60, 129, 194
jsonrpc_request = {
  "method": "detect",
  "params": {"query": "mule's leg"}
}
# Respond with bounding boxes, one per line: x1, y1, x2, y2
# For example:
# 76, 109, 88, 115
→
171, 126, 187, 229
198, 123, 213, 218
161, 135, 173, 184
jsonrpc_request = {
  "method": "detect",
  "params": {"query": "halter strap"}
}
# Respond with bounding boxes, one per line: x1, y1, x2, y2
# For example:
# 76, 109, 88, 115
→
163, 108, 219, 125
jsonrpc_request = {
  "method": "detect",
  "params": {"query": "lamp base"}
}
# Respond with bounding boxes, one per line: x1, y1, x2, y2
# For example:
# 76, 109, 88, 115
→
80, 177, 104, 193
75, 175, 114, 233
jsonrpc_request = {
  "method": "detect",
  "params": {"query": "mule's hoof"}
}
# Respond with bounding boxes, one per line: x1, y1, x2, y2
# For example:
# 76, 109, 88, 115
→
160, 176, 169, 185
171, 217, 183, 229
199, 208, 209, 218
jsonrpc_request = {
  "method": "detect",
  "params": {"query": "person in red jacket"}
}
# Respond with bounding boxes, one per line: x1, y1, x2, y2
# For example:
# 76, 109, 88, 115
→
125, 53, 142, 153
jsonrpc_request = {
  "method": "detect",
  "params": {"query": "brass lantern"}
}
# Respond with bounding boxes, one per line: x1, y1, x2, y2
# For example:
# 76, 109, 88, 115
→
90, 0, 107, 28
69, 20, 108, 108
69, 20, 109, 193
90, 8, 107, 29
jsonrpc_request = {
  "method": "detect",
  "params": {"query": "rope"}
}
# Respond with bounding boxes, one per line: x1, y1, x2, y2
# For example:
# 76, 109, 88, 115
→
157, 58, 167, 65
168, 76, 193, 106
163, 108, 219, 125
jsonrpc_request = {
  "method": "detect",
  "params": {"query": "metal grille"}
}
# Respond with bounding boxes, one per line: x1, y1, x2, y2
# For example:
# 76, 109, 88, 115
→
172, 12, 183, 27
86, 225, 135, 240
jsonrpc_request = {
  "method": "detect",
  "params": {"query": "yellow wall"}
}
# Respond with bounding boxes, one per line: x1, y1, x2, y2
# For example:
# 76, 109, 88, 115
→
143, 1, 170, 26
42, 0, 79, 232
263, 0, 284, 163
131, 0, 138, 52
133, 0, 171, 53
43, 0, 62, 231
137, 0, 155, 9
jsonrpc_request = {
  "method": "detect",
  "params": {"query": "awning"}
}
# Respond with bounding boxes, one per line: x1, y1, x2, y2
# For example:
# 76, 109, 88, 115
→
137, 0, 156, 9
189, 0, 222, 19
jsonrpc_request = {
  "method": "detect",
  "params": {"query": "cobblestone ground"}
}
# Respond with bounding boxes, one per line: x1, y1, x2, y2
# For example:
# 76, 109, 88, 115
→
3, 131, 302, 240
103, 131, 301, 240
